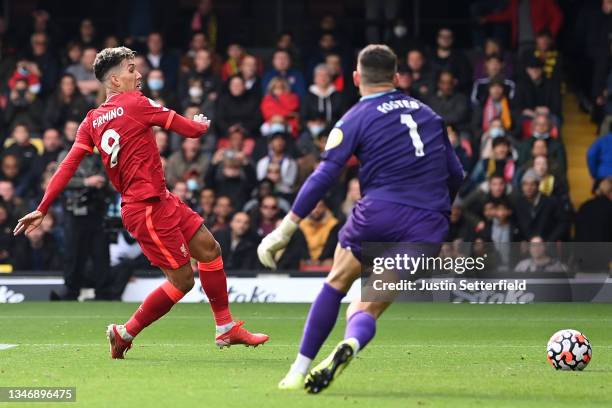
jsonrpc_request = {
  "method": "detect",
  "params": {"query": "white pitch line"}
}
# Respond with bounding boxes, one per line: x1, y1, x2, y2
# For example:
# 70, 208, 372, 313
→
13, 343, 612, 349
0, 315, 611, 323
0, 344, 18, 350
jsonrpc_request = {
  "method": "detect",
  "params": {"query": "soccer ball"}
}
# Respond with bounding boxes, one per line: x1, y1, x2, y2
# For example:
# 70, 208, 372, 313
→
546, 329, 592, 371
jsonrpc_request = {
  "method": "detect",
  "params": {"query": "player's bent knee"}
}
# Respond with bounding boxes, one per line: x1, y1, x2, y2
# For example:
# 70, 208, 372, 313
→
164, 264, 195, 294
173, 275, 194, 294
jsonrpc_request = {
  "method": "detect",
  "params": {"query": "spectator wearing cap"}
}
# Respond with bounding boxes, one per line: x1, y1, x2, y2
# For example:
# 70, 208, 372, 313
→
472, 78, 513, 139
301, 64, 345, 127
213, 211, 260, 270
43, 73, 91, 129
261, 77, 300, 137
514, 168, 569, 241
215, 75, 261, 137
518, 113, 566, 173
470, 54, 516, 106
262, 49, 306, 99
424, 70, 470, 130
256, 132, 298, 197
514, 55, 561, 120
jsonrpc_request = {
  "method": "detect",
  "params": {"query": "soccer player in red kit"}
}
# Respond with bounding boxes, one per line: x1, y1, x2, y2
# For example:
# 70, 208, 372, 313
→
14, 47, 269, 358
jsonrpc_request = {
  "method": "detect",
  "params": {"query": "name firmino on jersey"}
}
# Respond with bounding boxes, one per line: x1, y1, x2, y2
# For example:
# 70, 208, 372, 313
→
93, 107, 124, 128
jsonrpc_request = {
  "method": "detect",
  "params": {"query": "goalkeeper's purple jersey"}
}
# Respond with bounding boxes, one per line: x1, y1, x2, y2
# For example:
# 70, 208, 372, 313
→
291, 89, 464, 218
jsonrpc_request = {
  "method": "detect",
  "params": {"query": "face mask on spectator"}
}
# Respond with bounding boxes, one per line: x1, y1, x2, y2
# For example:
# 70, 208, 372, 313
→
490, 127, 504, 138
186, 178, 199, 191
148, 78, 164, 91
308, 124, 325, 137
189, 86, 203, 99
268, 123, 286, 135
28, 83, 41, 94
533, 132, 550, 140
393, 24, 407, 38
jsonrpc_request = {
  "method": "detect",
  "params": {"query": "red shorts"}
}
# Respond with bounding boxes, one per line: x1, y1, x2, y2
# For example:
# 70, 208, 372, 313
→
121, 192, 203, 269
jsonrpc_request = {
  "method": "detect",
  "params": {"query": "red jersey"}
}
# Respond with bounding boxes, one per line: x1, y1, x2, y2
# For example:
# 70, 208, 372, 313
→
76, 91, 174, 203
37, 90, 208, 214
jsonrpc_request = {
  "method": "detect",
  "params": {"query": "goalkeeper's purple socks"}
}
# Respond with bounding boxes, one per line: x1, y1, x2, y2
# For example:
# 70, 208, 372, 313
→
344, 310, 376, 351
299, 283, 346, 359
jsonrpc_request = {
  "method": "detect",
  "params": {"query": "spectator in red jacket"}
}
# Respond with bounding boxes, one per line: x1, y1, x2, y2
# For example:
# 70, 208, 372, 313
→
260, 77, 300, 137
480, 0, 563, 52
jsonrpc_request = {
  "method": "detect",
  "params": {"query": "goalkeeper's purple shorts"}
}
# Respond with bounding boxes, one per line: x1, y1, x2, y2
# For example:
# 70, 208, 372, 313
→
338, 197, 449, 261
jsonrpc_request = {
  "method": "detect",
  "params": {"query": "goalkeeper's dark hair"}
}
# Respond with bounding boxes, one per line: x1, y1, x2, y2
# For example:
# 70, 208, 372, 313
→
357, 44, 397, 86
93, 47, 136, 82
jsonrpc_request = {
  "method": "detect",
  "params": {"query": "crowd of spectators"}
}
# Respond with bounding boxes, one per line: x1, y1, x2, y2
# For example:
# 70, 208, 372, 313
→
0, 0, 611, 275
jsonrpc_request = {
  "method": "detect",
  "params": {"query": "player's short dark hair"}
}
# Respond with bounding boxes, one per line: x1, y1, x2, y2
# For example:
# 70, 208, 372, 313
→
357, 44, 397, 86
93, 47, 136, 82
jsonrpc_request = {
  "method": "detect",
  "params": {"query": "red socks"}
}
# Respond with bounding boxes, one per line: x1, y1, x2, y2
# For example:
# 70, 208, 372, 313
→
123, 256, 231, 339
198, 256, 232, 326
125, 280, 185, 337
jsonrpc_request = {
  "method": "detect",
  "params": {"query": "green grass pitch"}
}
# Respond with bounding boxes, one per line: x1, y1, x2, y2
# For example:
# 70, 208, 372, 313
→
1, 302, 612, 407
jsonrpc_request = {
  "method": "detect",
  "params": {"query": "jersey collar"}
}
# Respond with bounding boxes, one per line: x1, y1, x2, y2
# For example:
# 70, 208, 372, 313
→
359, 89, 397, 101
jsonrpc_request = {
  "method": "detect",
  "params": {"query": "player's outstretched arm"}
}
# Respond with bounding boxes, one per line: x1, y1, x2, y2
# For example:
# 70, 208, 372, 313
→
257, 160, 344, 269
166, 112, 211, 139
14, 145, 88, 236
